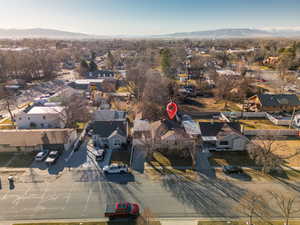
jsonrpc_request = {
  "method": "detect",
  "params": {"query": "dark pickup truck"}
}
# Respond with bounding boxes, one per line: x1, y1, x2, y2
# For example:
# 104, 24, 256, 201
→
105, 202, 140, 219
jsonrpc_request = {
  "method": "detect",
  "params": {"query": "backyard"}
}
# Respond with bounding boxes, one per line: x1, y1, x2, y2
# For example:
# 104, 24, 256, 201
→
239, 119, 290, 130
179, 97, 242, 112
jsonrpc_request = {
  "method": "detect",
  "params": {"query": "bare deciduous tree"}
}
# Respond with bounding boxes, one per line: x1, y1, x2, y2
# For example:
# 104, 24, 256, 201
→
141, 70, 170, 121
269, 191, 300, 225
237, 192, 270, 225
247, 136, 299, 174
0, 85, 16, 124
213, 75, 236, 109
60, 93, 91, 128
136, 207, 156, 225
126, 62, 150, 100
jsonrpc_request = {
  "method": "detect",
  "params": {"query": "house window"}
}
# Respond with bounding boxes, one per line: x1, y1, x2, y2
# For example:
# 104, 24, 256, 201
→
114, 139, 121, 146
19, 117, 22, 120
43, 116, 46, 120
28, 117, 30, 120
40, 123, 44, 128
219, 141, 229, 146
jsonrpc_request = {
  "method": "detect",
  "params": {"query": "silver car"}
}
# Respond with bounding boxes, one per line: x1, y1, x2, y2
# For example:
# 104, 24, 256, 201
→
103, 164, 128, 174
35, 150, 49, 161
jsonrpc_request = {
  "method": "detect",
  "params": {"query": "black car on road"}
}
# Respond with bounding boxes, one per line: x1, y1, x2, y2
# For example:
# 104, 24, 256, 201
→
222, 165, 243, 174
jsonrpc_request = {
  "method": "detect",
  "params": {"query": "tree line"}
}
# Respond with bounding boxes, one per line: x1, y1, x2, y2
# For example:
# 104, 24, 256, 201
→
0, 50, 58, 83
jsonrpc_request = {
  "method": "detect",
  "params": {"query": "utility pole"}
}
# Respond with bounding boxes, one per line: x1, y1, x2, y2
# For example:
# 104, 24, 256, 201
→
289, 107, 296, 129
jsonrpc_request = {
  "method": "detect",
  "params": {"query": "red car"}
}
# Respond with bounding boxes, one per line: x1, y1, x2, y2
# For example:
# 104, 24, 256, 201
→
105, 202, 140, 219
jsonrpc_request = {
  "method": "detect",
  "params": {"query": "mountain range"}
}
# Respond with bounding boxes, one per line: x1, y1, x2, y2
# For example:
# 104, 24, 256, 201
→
1, 28, 300, 39
0, 28, 100, 39
156, 28, 300, 39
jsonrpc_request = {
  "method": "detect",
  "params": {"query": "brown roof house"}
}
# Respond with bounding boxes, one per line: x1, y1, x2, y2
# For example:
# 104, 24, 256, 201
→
151, 119, 195, 150
0, 129, 77, 152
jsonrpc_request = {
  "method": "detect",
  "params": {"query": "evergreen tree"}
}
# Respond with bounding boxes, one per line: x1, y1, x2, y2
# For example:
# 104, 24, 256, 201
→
79, 59, 89, 75
106, 51, 115, 70
160, 48, 173, 78
89, 60, 98, 72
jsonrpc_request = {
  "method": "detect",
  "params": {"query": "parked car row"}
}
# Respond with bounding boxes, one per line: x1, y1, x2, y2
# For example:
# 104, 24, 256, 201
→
34, 150, 60, 165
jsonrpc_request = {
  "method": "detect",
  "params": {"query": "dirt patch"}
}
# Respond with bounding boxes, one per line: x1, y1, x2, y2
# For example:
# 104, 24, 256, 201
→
260, 137, 300, 167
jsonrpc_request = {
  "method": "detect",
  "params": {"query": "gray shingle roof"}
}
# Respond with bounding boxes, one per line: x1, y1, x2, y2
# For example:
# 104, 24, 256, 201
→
257, 94, 300, 107
199, 122, 241, 137
92, 121, 127, 138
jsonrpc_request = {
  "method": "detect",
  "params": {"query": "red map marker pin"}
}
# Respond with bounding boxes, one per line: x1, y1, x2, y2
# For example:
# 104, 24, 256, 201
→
166, 102, 178, 120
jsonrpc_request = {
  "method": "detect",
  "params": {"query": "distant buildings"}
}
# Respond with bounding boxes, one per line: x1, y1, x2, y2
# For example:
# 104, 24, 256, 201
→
85, 70, 115, 79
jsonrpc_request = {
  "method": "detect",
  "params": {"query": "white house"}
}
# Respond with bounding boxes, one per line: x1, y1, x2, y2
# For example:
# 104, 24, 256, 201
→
16, 106, 66, 129
199, 122, 248, 151
92, 121, 128, 150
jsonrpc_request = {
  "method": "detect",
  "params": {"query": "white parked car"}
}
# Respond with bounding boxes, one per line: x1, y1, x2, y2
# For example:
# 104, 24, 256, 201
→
35, 150, 49, 161
103, 164, 129, 174
45, 151, 60, 164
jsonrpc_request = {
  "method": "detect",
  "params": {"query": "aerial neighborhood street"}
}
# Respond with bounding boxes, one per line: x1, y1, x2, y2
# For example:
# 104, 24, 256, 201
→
1, 2, 300, 224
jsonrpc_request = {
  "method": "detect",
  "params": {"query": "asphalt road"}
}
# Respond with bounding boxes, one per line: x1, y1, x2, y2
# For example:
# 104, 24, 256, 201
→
1, 165, 300, 221
1, 138, 300, 221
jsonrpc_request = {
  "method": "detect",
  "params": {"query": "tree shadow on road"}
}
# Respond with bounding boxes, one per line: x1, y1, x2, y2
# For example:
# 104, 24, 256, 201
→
161, 172, 246, 217
150, 159, 248, 217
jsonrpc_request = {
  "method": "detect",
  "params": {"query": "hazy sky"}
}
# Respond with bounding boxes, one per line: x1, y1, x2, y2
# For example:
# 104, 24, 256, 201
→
0, 0, 300, 35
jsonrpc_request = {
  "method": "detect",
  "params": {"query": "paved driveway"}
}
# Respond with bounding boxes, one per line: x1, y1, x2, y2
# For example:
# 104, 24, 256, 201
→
131, 146, 146, 173
196, 151, 216, 178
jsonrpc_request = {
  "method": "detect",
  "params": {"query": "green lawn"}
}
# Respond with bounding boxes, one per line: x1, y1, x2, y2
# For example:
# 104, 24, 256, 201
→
0, 152, 15, 167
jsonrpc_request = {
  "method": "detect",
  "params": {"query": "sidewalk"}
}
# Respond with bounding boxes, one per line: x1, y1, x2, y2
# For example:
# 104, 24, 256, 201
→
0, 218, 107, 225
4, 217, 300, 225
